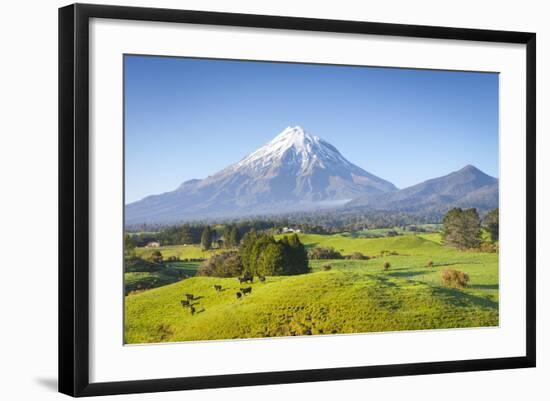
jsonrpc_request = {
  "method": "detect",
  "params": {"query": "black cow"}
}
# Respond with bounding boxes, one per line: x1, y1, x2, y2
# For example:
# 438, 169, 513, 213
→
180, 300, 190, 307
189, 306, 196, 315
238, 274, 253, 284
213, 285, 222, 292
240, 287, 252, 295
258, 275, 266, 282
237, 274, 254, 284
236, 292, 242, 299
185, 293, 194, 301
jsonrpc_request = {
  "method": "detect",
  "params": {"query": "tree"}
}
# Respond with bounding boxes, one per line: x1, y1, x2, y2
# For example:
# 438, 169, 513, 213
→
151, 250, 163, 264
229, 226, 241, 248
248, 234, 274, 276
124, 233, 136, 258
283, 234, 309, 275
484, 208, 499, 242
443, 208, 481, 249
201, 225, 213, 250
239, 229, 258, 275
258, 242, 286, 276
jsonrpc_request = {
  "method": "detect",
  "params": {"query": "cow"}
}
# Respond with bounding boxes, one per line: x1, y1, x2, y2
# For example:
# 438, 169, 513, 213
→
236, 292, 242, 299
180, 300, 190, 307
189, 306, 196, 315
238, 274, 254, 284
213, 284, 222, 292
258, 275, 266, 282
185, 293, 194, 301
240, 287, 252, 295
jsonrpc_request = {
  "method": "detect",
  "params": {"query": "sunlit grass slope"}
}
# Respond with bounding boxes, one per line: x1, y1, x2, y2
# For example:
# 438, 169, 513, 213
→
134, 244, 218, 260
125, 233, 498, 344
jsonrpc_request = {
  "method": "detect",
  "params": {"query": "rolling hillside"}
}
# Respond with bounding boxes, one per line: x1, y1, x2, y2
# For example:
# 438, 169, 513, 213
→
125, 233, 498, 343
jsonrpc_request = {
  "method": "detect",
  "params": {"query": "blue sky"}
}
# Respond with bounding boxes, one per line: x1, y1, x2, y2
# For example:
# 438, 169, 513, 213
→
125, 55, 499, 204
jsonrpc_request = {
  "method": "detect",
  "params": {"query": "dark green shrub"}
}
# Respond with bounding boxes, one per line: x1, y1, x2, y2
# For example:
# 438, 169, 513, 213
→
349, 252, 367, 260
196, 252, 243, 277
308, 247, 343, 260
150, 250, 163, 264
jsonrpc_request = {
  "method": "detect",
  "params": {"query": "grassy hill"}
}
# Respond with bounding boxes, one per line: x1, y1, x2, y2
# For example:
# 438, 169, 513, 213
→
125, 233, 498, 344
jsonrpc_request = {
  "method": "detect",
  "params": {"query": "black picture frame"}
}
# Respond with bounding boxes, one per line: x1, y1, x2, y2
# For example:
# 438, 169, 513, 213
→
59, 3, 536, 397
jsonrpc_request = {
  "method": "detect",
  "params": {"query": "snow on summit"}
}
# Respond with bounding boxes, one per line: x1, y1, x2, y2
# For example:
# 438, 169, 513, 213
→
229, 126, 356, 175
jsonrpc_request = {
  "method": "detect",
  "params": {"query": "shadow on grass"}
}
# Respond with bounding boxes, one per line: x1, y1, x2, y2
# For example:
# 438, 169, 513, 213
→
469, 283, 499, 290
387, 270, 427, 279
434, 261, 483, 267
432, 286, 498, 309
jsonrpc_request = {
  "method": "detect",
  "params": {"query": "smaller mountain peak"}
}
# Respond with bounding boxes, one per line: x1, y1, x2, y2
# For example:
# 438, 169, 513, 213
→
458, 164, 482, 174
451, 165, 497, 182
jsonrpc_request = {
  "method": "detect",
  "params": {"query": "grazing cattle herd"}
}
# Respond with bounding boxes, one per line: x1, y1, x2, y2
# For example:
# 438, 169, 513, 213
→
180, 274, 267, 315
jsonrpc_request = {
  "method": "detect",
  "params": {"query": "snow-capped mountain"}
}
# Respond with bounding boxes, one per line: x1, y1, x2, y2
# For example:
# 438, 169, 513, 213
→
125, 126, 397, 224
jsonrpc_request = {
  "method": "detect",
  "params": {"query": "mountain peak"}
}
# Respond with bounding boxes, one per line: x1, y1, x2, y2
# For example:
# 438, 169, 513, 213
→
459, 164, 479, 172
269, 126, 319, 149
126, 126, 398, 223
230, 126, 327, 172
454, 164, 496, 180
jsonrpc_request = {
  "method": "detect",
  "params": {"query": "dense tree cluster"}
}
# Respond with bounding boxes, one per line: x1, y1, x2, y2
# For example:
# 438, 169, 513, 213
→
196, 252, 243, 277
239, 232, 309, 276
442, 208, 482, 249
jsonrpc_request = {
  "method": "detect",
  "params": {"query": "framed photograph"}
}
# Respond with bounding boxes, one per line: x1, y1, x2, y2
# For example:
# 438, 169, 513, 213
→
59, 3, 536, 397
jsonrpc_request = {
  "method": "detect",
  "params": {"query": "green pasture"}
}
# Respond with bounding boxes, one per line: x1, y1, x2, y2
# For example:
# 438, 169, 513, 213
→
134, 244, 218, 260
125, 233, 498, 343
